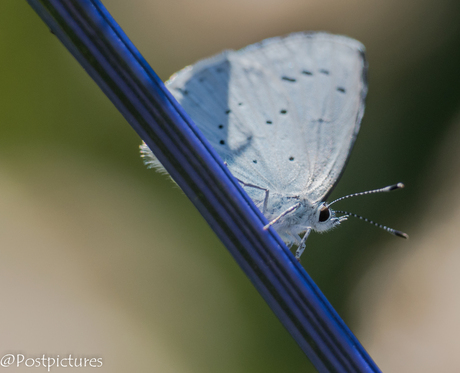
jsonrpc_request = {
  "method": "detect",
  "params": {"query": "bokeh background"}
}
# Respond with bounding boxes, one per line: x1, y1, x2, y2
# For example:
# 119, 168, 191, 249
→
2, 0, 460, 371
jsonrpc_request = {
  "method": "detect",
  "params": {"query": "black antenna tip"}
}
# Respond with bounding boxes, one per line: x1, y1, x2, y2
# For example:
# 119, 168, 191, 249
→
393, 230, 409, 239
387, 183, 405, 191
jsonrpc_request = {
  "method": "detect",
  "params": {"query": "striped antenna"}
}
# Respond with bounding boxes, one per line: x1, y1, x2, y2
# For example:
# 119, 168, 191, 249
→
335, 210, 408, 239
327, 183, 404, 207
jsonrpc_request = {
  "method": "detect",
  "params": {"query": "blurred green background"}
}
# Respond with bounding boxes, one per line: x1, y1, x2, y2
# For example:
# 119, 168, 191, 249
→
2, 0, 460, 371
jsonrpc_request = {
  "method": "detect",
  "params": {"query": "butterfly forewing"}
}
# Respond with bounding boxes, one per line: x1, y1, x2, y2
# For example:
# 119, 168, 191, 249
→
166, 32, 367, 205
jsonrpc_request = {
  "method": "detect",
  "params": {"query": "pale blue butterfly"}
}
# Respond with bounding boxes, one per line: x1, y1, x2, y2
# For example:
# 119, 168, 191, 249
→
141, 32, 407, 259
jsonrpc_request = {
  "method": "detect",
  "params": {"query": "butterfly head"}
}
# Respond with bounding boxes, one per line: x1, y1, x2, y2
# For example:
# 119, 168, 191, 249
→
314, 183, 409, 239
311, 203, 348, 233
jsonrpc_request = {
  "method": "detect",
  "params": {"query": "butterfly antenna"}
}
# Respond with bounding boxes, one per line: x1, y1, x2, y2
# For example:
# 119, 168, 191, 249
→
327, 183, 404, 207
335, 210, 408, 239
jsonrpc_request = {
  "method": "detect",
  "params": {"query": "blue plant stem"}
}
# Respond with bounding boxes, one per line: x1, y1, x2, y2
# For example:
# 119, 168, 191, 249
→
26, 1, 381, 371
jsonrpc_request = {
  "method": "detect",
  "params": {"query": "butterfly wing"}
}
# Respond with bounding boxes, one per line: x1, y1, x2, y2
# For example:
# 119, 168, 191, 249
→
166, 32, 367, 205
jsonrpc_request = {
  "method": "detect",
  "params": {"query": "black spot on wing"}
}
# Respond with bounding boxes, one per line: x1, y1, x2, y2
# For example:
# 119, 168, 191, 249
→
282, 76, 296, 82
175, 87, 188, 95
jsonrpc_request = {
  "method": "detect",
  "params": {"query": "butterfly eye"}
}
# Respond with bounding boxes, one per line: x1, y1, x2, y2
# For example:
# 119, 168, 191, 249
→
319, 206, 330, 222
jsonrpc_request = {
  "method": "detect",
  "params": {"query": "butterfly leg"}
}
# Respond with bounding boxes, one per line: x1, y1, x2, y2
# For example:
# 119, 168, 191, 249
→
223, 162, 270, 213
235, 178, 269, 214
295, 228, 312, 261
264, 203, 301, 230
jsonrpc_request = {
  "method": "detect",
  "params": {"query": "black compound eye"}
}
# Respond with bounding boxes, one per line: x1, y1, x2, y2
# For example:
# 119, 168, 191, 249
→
319, 206, 330, 222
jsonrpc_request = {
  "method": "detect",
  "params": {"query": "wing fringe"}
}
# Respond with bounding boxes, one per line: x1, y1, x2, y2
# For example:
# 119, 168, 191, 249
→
139, 142, 170, 175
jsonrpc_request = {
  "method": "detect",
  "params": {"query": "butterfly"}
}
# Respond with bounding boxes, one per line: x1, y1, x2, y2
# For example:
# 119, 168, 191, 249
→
141, 32, 407, 260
